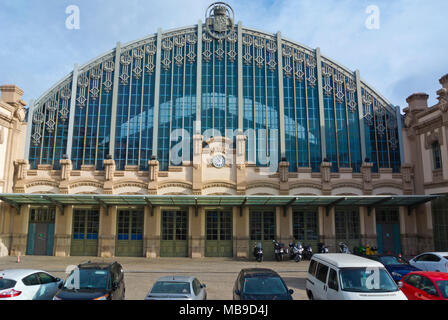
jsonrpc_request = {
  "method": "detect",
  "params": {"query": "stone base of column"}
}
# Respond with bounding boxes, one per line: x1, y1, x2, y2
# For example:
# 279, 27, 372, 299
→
99, 235, 116, 258
235, 237, 249, 259
144, 236, 160, 258
10, 233, 27, 256
54, 234, 71, 257
191, 236, 205, 258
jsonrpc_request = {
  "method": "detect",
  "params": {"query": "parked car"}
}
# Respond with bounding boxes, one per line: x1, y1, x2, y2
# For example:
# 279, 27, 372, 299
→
367, 255, 421, 282
53, 261, 125, 300
145, 276, 207, 300
409, 252, 448, 272
0, 269, 63, 300
306, 254, 407, 300
400, 271, 448, 300
233, 268, 293, 300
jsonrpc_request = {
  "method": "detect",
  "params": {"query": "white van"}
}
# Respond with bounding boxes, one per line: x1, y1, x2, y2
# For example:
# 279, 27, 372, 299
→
306, 254, 407, 300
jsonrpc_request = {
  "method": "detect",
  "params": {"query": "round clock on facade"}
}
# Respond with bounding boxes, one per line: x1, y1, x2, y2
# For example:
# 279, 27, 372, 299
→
212, 154, 226, 168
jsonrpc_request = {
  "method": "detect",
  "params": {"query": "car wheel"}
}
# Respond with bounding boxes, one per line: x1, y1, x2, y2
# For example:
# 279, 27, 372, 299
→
307, 290, 314, 300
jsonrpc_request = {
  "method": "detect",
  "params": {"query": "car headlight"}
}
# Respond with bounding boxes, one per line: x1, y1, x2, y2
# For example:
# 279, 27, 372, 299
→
53, 296, 62, 300
391, 272, 402, 278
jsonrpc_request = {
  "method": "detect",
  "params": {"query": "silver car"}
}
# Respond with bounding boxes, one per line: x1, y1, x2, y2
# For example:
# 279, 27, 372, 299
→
145, 276, 207, 300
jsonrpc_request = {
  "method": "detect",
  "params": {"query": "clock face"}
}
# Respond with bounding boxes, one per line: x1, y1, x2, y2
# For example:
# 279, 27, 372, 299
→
212, 154, 226, 168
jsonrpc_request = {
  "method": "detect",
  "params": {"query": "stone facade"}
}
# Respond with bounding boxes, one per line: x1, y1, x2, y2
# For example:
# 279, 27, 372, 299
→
402, 73, 448, 253
0, 85, 28, 256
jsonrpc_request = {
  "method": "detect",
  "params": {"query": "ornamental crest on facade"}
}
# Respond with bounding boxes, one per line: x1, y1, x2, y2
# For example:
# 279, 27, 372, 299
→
205, 2, 235, 40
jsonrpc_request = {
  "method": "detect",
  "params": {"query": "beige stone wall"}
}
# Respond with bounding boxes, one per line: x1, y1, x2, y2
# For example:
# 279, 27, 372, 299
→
0, 85, 27, 256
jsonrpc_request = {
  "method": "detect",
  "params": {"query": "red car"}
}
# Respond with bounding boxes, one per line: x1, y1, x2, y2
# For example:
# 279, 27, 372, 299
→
400, 271, 448, 300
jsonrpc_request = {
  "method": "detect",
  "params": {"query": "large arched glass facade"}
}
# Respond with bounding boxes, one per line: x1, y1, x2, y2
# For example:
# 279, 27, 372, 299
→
27, 24, 402, 174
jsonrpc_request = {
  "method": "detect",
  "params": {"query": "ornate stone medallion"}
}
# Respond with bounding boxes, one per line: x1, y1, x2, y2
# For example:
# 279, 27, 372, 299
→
205, 2, 235, 41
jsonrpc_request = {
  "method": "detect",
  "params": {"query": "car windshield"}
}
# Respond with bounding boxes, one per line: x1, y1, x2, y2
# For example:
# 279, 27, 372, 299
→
436, 281, 448, 299
379, 256, 407, 265
64, 269, 110, 290
339, 268, 398, 293
151, 281, 191, 294
0, 278, 16, 290
243, 277, 288, 295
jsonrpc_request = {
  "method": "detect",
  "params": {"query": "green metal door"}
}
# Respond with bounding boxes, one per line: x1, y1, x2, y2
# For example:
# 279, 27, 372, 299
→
293, 210, 319, 251
26, 208, 55, 256
160, 210, 188, 257
250, 210, 276, 260
205, 211, 233, 257
376, 208, 401, 255
432, 195, 448, 251
70, 209, 99, 256
115, 209, 144, 257
335, 207, 361, 251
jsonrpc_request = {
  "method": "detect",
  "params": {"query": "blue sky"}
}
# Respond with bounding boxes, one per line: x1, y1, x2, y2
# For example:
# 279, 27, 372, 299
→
1, 0, 447, 109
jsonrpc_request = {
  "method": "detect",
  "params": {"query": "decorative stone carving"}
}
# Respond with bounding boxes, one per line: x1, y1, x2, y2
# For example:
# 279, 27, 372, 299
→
14, 107, 26, 122
361, 162, 373, 184
148, 160, 159, 182
279, 161, 289, 183
60, 159, 72, 181
320, 161, 331, 183
104, 159, 115, 182
13, 159, 28, 181
205, 2, 235, 41
424, 129, 443, 149
437, 88, 448, 113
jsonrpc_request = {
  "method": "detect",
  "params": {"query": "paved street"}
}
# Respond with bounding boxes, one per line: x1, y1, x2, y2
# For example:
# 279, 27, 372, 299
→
0, 256, 309, 300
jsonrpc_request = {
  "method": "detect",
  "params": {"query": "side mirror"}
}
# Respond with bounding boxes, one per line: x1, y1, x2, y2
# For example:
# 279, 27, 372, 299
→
58, 282, 64, 289
235, 289, 241, 296
288, 289, 294, 295
397, 281, 403, 289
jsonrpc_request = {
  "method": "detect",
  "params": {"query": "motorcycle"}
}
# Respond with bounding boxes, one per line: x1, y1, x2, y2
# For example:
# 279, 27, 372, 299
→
303, 245, 313, 260
289, 241, 304, 262
366, 244, 378, 256
338, 242, 351, 254
273, 240, 289, 261
353, 245, 366, 256
253, 242, 263, 262
318, 242, 329, 253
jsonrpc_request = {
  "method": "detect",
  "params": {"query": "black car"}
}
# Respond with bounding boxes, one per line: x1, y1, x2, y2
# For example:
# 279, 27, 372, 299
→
233, 268, 293, 300
53, 261, 125, 300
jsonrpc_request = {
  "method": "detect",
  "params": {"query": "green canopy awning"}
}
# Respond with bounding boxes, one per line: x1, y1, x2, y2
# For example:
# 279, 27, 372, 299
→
0, 194, 440, 209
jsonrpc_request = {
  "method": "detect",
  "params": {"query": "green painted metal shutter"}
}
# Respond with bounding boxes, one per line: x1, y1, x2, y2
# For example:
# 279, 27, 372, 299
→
160, 210, 188, 257
376, 224, 383, 254
26, 224, 36, 255
46, 224, 55, 256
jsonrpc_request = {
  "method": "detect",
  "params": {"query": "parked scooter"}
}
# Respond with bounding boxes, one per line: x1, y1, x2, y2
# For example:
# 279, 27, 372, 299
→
253, 242, 263, 262
353, 245, 366, 256
302, 244, 313, 260
289, 241, 303, 262
289, 241, 304, 262
338, 242, 351, 254
366, 244, 378, 256
273, 240, 289, 261
318, 242, 329, 253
